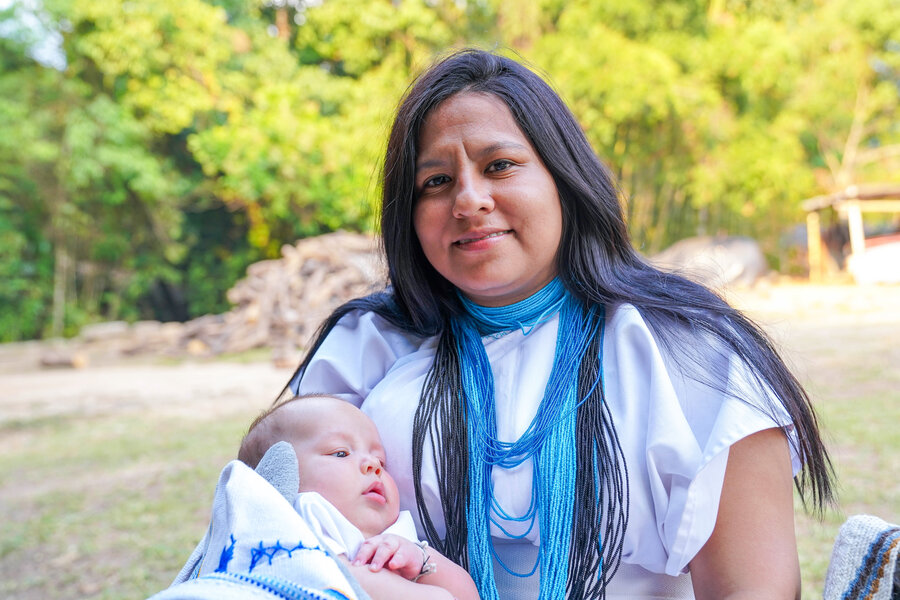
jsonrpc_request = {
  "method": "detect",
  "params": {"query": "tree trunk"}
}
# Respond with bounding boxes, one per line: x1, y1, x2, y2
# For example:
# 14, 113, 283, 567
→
52, 242, 68, 338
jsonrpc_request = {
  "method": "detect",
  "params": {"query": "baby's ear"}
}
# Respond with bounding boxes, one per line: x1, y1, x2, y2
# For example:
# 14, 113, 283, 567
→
254, 440, 300, 502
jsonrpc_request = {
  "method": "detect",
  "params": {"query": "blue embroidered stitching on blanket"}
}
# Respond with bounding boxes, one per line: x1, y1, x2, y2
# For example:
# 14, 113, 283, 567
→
145, 442, 372, 600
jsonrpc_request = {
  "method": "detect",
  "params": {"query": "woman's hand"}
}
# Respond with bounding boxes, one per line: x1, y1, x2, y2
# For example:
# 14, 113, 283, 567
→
689, 427, 801, 600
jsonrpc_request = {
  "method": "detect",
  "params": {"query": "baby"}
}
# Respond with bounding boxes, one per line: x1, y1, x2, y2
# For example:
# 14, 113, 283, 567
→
236, 394, 478, 600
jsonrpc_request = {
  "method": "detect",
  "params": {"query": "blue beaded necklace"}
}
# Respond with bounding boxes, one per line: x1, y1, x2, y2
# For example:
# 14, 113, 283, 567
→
452, 279, 604, 600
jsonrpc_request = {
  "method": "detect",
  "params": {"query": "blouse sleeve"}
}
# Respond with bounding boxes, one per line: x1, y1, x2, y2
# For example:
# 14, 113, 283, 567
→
289, 310, 422, 407
603, 305, 801, 576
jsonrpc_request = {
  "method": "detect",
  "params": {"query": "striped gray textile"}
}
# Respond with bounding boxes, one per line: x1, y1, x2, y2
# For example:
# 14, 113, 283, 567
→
824, 515, 900, 600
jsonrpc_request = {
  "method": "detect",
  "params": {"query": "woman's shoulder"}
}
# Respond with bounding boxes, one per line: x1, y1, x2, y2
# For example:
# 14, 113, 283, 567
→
604, 301, 678, 346
605, 301, 642, 325
605, 300, 730, 360
602, 300, 767, 420
291, 304, 433, 400
328, 306, 430, 353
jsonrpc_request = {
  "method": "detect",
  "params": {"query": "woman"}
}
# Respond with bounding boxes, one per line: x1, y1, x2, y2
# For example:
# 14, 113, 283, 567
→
285, 48, 833, 599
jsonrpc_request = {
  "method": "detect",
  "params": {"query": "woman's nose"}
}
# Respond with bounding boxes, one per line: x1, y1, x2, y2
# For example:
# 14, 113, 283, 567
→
452, 174, 493, 218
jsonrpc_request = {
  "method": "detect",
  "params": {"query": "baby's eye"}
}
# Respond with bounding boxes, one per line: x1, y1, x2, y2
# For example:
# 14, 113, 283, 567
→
423, 174, 450, 188
486, 159, 514, 173
331, 450, 349, 458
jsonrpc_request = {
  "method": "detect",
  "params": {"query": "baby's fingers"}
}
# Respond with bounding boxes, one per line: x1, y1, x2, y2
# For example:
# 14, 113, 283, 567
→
366, 540, 399, 572
387, 545, 421, 579
351, 539, 379, 566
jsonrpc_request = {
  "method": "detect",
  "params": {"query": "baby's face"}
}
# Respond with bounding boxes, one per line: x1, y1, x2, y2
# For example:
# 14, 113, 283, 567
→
279, 398, 400, 538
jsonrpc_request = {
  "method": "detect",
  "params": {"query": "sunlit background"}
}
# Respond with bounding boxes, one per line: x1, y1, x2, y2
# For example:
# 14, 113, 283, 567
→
1, 1, 898, 599
1, 0, 898, 340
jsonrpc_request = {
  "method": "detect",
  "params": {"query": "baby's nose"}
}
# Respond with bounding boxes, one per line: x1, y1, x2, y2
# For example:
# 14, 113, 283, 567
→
362, 457, 382, 476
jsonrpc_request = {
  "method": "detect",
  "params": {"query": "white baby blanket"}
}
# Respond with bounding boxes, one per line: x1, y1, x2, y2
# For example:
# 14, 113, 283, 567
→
148, 441, 394, 600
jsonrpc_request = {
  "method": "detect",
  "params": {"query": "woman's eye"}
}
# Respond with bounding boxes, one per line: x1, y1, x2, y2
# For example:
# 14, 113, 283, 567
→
487, 159, 514, 173
423, 174, 450, 188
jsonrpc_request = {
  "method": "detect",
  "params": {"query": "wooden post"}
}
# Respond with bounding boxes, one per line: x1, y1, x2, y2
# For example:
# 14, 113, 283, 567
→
52, 243, 68, 338
846, 201, 866, 261
806, 210, 822, 281
275, 8, 291, 40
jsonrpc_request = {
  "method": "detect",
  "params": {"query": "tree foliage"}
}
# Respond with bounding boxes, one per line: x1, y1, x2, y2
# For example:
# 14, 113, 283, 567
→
1, 0, 897, 341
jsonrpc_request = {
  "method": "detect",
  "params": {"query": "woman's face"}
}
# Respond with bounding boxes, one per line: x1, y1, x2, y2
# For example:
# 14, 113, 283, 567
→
412, 92, 563, 307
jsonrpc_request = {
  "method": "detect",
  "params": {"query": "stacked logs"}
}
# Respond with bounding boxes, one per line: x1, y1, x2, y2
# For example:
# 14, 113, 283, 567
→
118, 231, 387, 365
217, 231, 386, 363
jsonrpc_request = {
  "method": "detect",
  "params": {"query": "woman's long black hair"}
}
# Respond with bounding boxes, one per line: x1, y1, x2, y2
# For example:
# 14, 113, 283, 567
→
284, 48, 834, 596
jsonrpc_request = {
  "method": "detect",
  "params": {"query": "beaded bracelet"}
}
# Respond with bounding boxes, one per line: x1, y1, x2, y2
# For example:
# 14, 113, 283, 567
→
413, 540, 437, 582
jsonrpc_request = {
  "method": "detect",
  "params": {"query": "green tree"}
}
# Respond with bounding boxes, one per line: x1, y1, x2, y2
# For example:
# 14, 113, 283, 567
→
529, 0, 717, 252
521, 0, 898, 259
2, 0, 896, 342
0, 33, 57, 340
189, 0, 498, 255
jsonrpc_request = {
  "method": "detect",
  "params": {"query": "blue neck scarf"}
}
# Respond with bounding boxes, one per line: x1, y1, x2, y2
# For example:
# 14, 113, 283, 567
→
451, 279, 603, 600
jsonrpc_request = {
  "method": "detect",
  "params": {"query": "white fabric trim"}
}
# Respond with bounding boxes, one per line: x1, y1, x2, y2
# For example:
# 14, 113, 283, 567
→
294, 492, 418, 560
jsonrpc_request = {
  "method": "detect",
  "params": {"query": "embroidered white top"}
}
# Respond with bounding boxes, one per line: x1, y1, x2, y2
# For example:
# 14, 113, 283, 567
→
292, 303, 801, 599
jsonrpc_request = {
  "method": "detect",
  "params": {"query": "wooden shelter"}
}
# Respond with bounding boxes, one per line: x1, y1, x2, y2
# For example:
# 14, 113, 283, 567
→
802, 183, 900, 281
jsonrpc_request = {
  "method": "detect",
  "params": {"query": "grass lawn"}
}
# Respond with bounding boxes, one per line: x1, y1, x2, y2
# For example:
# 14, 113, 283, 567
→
785, 317, 900, 598
0, 410, 255, 599
1, 284, 897, 599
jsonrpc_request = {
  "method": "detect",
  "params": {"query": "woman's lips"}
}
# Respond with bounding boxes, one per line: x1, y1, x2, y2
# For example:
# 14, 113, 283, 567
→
454, 230, 511, 248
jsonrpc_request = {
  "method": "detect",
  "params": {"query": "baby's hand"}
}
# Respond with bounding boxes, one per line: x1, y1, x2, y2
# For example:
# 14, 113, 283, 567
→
352, 534, 426, 580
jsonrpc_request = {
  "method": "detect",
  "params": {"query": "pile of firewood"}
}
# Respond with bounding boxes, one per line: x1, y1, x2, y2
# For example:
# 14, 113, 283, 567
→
187, 231, 386, 362
38, 232, 388, 368
86, 231, 385, 366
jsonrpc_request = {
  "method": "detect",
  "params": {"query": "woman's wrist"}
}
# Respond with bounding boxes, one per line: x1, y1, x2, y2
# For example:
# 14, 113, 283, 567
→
413, 540, 438, 582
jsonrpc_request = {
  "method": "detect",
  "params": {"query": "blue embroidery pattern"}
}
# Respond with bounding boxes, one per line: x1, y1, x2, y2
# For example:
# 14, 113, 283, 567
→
249, 539, 323, 572
216, 535, 237, 573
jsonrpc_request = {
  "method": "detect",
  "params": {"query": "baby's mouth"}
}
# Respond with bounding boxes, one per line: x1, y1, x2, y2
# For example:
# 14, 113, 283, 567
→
363, 481, 386, 504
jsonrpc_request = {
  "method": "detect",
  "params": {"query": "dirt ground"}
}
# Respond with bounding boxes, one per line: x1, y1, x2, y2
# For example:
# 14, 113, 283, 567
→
2, 280, 899, 425
1, 356, 291, 426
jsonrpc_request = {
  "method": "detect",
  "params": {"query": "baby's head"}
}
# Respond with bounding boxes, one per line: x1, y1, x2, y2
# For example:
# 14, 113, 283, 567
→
239, 395, 400, 538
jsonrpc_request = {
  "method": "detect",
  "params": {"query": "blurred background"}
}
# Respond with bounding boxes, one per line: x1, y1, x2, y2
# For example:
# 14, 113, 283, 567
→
1, 1, 899, 599
1, 0, 898, 342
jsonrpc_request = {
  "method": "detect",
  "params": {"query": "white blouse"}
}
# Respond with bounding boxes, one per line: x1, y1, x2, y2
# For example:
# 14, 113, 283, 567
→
292, 303, 800, 599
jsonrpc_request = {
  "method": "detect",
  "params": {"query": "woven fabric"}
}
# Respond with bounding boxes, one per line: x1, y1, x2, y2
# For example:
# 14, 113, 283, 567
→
824, 514, 900, 600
